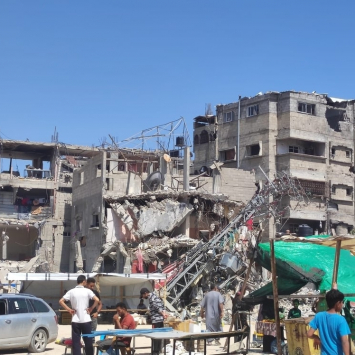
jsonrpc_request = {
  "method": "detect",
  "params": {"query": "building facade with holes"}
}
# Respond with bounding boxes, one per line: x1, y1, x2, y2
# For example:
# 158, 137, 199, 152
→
193, 91, 355, 236
0, 140, 100, 272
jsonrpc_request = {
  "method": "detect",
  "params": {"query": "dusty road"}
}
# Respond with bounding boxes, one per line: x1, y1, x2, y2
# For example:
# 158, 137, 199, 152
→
0, 323, 263, 355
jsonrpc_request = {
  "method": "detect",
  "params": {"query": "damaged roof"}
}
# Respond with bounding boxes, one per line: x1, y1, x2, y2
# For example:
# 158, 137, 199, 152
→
104, 190, 245, 206
216, 91, 355, 108
0, 139, 100, 158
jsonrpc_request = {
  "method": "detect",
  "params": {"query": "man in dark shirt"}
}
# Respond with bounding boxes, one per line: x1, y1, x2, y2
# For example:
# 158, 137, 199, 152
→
140, 287, 168, 355
86, 277, 103, 332
288, 299, 302, 319
137, 298, 147, 315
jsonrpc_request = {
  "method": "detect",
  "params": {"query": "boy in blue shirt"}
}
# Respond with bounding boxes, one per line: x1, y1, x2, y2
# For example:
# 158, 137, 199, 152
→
307, 289, 351, 355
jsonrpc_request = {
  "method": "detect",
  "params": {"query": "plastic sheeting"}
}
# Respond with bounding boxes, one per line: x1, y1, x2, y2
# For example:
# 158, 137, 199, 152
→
244, 278, 307, 305
254, 240, 355, 301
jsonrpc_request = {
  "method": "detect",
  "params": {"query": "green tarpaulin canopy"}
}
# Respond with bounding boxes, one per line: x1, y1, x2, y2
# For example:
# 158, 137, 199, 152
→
245, 236, 355, 303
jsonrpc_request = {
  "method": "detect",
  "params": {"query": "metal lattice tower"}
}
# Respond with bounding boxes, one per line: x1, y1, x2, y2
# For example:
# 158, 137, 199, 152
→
164, 168, 309, 311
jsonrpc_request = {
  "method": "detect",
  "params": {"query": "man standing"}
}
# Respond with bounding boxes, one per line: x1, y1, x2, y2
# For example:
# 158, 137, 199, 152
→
307, 289, 351, 355
200, 284, 224, 346
137, 298, 147, 315
86, 277, 103, 333
59, 275, 100, 355
140, 287, 168, 354
288, 299, 302, 319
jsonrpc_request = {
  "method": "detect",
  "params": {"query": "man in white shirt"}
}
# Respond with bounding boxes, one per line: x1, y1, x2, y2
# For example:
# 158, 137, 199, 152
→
59, 275, 100, 355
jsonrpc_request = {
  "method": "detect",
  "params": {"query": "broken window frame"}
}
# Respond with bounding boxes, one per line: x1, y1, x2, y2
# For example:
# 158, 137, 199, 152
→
346, 150, 351, 159
298, 102, 315, 115
346, 188, 352, 197
247, 105, 259, 117
331, 185, 336, 194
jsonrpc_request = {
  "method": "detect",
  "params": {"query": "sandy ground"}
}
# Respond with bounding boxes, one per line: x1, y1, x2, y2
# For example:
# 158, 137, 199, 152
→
0, 323, 263, 355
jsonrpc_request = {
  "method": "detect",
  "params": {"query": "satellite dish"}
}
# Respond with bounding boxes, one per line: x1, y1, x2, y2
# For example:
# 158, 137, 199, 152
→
163, 154, 171, 163
145, 171, 162, 191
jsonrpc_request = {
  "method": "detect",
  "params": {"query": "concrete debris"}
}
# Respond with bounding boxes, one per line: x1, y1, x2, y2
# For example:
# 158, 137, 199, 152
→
91, 256, 104, 273
0, 256, 48, 280
134, 235, 199, 263
111, 198, 193, 238
101, 241, 120, 256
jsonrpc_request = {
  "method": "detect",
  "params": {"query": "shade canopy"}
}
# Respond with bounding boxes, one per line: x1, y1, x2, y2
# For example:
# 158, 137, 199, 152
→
7, 272, 166, 287
245, 236, 355, 303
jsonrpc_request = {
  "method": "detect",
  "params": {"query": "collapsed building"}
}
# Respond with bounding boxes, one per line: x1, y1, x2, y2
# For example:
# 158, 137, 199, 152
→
0, 135, 257, 280
70, 144, 256, 274
0, 139, 100, 276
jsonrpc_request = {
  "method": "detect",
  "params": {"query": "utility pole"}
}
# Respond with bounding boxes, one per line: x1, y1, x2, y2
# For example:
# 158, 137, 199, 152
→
237, 96, 241, 168
183, 146, 190, 191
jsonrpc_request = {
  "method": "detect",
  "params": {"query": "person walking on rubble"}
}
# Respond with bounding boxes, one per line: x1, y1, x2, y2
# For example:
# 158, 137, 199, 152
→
200, 284, 224, 346
59, 275, 100, 355
307, 288, 351, 355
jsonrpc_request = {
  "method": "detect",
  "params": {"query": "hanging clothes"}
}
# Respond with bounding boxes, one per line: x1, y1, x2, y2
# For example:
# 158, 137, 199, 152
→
136, 249, 144, 273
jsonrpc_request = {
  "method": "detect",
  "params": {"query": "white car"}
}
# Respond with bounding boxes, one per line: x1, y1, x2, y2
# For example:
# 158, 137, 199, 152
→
0, 293, 58, 352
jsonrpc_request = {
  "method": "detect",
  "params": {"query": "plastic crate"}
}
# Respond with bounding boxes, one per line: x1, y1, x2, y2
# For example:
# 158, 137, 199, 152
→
251, 332, 263, 348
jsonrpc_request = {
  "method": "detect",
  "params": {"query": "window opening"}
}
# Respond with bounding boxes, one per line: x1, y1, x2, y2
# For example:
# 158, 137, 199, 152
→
92, 214, 99, 227
298, 102, 315, 115
220, 148, 235, 161
200, 130, 209, 144
223, 112, 233, 122
247, 144, 261, 156
247, 105, 259, 117
289, 146, 299, 153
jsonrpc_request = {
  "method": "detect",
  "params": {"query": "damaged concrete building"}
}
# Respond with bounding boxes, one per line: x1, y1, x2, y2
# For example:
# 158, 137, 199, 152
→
193, 91, 355, 236
0, 139, 100, 274
70, 144, 256, 273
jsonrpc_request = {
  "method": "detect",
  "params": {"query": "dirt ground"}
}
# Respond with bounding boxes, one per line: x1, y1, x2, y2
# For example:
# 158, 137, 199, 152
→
0, 323, 263, 355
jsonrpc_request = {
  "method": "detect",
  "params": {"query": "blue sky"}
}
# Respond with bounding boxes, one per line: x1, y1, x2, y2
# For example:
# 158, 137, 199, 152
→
0, 1, 354, 148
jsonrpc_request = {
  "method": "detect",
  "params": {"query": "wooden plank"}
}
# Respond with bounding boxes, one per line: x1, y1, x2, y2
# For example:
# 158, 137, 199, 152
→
270, 238, 282, 355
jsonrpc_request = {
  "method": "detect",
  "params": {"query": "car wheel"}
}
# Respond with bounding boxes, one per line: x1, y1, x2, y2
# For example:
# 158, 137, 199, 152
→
28, 328, 48, 353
